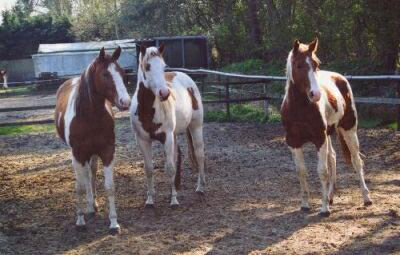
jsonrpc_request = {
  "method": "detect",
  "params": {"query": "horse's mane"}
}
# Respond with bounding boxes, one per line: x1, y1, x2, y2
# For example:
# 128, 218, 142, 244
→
75, 62, 95, 118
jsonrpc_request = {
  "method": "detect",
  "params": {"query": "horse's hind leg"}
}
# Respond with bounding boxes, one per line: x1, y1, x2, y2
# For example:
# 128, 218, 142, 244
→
188, 125, 205, 194
72, 156, 89, 229
290, 147, 311, 211
327, 136, 337, 205
137, 138, 155, 207
340, 128, 372, 206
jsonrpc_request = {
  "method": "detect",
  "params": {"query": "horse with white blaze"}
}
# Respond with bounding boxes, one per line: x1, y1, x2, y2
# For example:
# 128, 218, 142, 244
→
130, 44, 205, 208
281, 38, 372, 217
55, 47, 131, 234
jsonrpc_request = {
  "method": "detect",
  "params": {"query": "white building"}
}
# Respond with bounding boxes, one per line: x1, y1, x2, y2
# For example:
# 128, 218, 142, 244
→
32, 39, 136, 78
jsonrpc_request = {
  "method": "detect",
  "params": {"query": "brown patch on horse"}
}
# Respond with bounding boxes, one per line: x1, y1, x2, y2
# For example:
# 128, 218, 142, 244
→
187, 88, 199, 110
55, 79, 75, 143
137, 82, 166, 144
165, 72, 176, 83
332, 76, 356, 130
174, 135, 182, 190
281, 84, 326, 149
338, 131, 352, 165
186, 128, 198, 171
145, 64, 151, 71
323, 87, 338, 112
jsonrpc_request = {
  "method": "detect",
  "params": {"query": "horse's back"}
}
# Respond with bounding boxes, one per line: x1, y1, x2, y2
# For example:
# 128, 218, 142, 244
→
168, 72, 203, 132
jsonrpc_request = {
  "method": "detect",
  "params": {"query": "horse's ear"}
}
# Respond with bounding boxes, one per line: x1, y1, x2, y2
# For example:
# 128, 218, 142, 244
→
293, 39, 300, 53
309, 37, 318, 53
111, 46, 121, 61
139, 44, 147, 59
99, 47, 105, 61
159, 43, 165, 55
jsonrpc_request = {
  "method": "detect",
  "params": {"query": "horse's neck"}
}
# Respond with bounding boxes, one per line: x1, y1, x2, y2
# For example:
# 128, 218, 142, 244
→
287, 81, 310, 107
75, 79, 106, 118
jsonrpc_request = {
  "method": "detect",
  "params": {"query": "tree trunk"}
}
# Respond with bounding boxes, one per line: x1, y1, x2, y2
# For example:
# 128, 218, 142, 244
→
246, 0, 262, 46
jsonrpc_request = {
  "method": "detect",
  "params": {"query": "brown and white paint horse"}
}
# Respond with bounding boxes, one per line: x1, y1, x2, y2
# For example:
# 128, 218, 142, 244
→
130, 44, 205, 208
1, 70, 8, 89
55, 47, 130, 233
281, 38, 372, 216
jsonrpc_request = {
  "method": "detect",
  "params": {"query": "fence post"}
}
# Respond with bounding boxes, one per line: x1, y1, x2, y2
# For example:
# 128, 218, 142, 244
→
397, 80, 400, 131
263, 82, 269, 121
225, 77, 231, 121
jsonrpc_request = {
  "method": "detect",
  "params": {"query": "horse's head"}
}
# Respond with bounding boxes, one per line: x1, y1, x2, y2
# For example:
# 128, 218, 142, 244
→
287, 38, 321, 103
139, 43, 170, 101
1, 70, 8, 89
90, 47, 131, 111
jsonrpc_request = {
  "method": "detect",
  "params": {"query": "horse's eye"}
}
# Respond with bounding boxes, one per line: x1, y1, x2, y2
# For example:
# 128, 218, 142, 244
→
297, 64, 303, 69
103, 72, 108, 78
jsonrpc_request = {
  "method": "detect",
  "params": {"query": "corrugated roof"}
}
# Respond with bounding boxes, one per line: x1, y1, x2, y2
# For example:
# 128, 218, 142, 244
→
38, 39, 137, 54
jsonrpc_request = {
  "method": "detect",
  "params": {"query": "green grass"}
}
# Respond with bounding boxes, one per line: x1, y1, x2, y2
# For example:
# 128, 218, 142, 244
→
0, 86, 34, 95
205, 103, 273, 123
358, 119, 382, 129
386, 122, 397, 131
0, 124, 55, 136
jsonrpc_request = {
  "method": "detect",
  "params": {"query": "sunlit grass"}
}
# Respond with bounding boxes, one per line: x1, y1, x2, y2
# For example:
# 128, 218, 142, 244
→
0, 86, 33, 95
0, 124, 55, 136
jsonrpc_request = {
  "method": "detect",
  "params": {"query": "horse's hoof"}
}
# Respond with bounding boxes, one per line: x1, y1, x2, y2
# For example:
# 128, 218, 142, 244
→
319, 211, 331, 217
145, 203, 155, 209
300, 207, 311, 213
75, 225, 87, 232
170, 204, 179, 210
364, 201, 373, 207
109, 227, 121, 235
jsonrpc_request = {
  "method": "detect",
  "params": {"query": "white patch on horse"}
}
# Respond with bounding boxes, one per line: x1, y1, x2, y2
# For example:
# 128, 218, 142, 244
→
286, 51, 294, 83
64, 78, 79, 147
108, 63, 130, 107
306, 57, 320, 97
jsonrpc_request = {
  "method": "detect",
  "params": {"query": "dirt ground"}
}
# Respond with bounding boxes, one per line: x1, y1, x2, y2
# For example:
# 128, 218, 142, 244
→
0, 120, 399, 255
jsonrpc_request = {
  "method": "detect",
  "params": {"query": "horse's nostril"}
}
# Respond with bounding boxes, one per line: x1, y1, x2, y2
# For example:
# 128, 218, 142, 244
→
310, 91, 314, 97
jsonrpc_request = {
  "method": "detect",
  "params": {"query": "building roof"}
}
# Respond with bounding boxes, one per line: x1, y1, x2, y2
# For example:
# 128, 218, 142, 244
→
37, 39, 137, 54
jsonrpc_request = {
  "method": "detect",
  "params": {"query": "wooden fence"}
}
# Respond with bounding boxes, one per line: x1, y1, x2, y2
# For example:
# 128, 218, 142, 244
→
0, 68, 400, 131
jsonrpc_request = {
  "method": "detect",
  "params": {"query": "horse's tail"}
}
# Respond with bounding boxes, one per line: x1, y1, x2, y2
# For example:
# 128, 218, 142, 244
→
186, 128, 198, 172
174, 144, 182, 190
337, 130, 352, 165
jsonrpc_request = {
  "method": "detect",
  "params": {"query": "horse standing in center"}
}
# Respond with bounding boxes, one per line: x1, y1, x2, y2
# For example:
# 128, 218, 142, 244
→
55, 47, 131, 233
281, 38, 372, 216
130, 44, 205, 208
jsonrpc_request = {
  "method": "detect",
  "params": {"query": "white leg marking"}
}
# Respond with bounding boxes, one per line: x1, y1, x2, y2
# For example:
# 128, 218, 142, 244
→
103, 160, 120, 229
164, 133, 179, 206
327, 136, 337, 204
72, 156, 88, 226
290, 147, 310, 209
138, 138, 155, 206
317, 139, 330, 214
341, 129, 372, 204
189, 126, 206, 193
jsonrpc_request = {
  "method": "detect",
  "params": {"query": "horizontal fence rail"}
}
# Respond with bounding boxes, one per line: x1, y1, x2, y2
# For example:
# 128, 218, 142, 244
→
0, 68, 399, 130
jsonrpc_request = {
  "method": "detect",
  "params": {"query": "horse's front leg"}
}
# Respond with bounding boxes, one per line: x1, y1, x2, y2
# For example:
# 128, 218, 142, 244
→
72, 156, 89, 230
290, 147, 310, 211
317, 137, 330, 216
137, 138, 155, 207
100, 150, 120, 234
164, 132, 179, 208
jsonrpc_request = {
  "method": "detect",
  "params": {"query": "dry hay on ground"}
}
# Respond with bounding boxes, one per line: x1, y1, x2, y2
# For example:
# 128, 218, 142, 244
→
0, 121, 399, 255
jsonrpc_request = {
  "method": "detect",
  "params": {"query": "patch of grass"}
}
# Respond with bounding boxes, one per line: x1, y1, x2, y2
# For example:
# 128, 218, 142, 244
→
387, 122, 398, 131
0, 86, 34, 95
0, 124, 55, 136
358, 119, 381, 129
205, 103, 278, 123
203, 94, 219, 101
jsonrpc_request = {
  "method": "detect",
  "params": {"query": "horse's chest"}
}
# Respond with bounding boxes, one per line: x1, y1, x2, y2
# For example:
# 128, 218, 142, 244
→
69, 116, 115, 148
